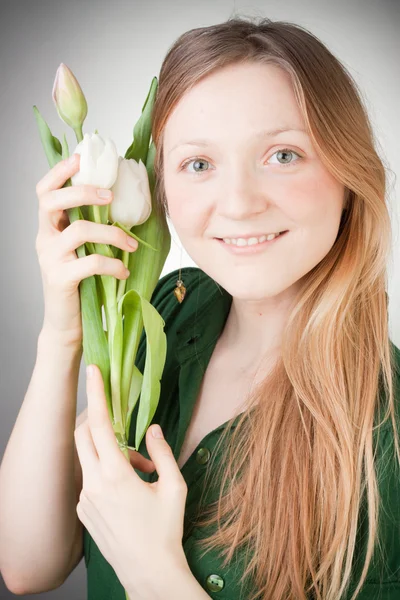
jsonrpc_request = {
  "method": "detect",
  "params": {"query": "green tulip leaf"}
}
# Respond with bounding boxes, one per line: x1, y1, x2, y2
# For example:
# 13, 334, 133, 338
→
111, 221, 158, 252
117, 288, 167, 451
32, 105, 62, 168
53, 135, 63, 155
124, 76, 158, 164
79, 244, 113, 419
125, 365, 144, 445
60, 133, 69, 160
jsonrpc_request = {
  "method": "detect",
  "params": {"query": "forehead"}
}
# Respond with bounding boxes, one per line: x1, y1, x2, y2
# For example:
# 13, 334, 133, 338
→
163, 62, 303, 148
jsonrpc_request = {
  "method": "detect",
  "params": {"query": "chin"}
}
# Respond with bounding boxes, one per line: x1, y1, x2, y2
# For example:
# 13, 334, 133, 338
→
213, 271, 293, 301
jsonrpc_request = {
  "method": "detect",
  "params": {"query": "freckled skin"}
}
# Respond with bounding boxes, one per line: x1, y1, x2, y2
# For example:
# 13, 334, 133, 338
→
162, 62, 345, 356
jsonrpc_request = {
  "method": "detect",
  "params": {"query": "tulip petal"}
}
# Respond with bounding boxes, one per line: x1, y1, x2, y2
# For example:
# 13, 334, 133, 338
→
71, 133, 119, 189
52, 63, 87, 130
109, 156, 152, 228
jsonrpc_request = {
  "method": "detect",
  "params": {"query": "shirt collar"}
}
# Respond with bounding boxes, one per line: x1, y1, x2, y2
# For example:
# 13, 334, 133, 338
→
173, 269, 233, 364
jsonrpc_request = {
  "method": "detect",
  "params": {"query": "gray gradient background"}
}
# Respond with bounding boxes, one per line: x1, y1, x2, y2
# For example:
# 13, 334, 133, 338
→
0, 0, 399, 598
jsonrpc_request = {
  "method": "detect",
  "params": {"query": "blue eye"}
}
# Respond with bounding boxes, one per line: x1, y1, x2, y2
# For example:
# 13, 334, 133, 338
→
180, 157, 212, 175
268, 148, 302, 168
180, 148, 302, 176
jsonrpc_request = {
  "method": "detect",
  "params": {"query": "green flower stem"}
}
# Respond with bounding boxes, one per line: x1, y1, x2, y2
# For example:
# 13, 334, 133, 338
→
90, 203, 123, 430
92, 204, 118, 346
109, 301, 124, 431
116, 249, 129, 304
121, 311, 143, 428
73, 125, 83, 143
114, 250, 130, 438
115, 250, 131, 434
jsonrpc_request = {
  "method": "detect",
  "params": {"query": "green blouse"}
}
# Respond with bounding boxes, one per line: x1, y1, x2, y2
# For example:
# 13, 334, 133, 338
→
83, 267, 400, 599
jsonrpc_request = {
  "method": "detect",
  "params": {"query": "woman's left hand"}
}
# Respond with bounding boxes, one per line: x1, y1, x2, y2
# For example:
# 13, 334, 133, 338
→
74, 364, 190, 597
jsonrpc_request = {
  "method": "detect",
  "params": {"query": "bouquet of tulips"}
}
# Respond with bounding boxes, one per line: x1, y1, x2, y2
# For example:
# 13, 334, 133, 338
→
33, 64, 171, 461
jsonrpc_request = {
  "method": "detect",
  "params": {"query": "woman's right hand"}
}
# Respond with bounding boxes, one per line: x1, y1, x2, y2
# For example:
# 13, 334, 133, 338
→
35, 153, 139, 348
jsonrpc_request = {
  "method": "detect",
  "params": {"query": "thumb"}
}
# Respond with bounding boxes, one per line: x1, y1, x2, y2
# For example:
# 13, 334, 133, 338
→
146, 425, 186, 491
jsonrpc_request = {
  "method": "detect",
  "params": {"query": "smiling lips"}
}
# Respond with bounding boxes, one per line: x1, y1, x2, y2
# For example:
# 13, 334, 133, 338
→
221, 231, 284, 245
216, 230, 289, 254
216, 230, 288, 241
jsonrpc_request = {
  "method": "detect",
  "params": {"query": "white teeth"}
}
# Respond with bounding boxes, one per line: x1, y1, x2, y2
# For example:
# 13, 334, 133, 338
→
222, 232, 281, 246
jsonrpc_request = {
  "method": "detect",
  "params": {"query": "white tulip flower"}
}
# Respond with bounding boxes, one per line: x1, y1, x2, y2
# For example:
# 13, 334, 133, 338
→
71, 133, 119, 189
109, 156, 152, 228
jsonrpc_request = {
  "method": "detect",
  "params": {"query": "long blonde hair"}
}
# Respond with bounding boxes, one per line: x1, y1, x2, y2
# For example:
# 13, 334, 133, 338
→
151, 16, 399, 600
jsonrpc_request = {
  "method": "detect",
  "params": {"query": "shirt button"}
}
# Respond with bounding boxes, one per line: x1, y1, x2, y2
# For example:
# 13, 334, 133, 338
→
205, 573, 225, 592
196, 447, 211, 465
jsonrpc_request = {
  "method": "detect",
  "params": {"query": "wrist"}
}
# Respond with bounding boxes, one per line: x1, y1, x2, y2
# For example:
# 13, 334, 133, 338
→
38, 325, 83, 355
151, 561, 210, 600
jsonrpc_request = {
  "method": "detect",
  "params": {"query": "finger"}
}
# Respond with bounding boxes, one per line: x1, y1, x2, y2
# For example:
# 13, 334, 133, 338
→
40, 184, 113, 218
86, 365, 123, 469
58, 220, 135, 256
74, 419, 100, 487
146, 426, 187, 496
128, 449, 156, 473
36, 154, 80, 199
37, 155, 81, 234
38, 207, 68, 234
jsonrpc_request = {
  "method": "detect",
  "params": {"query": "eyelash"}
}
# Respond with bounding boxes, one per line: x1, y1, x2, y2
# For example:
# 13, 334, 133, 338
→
179, 147, 303, 175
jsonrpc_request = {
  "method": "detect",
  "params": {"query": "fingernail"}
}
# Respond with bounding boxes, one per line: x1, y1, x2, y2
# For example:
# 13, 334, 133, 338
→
68, 154, 76, 165
152, 425, 163, 438
86, 365, 94, 378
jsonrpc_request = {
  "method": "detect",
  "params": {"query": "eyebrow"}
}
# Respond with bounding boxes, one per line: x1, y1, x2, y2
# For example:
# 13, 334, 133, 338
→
168, 127, 308, 155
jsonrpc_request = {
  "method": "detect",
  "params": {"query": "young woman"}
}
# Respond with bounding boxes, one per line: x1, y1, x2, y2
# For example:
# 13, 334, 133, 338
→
1, 15, 399, 600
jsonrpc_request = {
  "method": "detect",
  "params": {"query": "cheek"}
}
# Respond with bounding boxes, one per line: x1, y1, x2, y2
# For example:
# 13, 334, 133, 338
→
164, 178, 209, 235
284, 178, 344, 277
168, 201, 206, 240
280, 169, 344, 227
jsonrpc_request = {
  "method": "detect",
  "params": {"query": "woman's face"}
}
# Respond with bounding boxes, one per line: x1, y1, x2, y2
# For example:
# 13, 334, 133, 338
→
163, 62, 345, 301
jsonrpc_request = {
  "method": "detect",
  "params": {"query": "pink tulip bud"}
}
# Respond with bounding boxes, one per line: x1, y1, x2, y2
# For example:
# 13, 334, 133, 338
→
52, 63, 88, 130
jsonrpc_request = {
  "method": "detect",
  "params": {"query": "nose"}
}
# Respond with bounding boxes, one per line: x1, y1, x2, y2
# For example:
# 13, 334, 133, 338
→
216, 163, 269, 220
